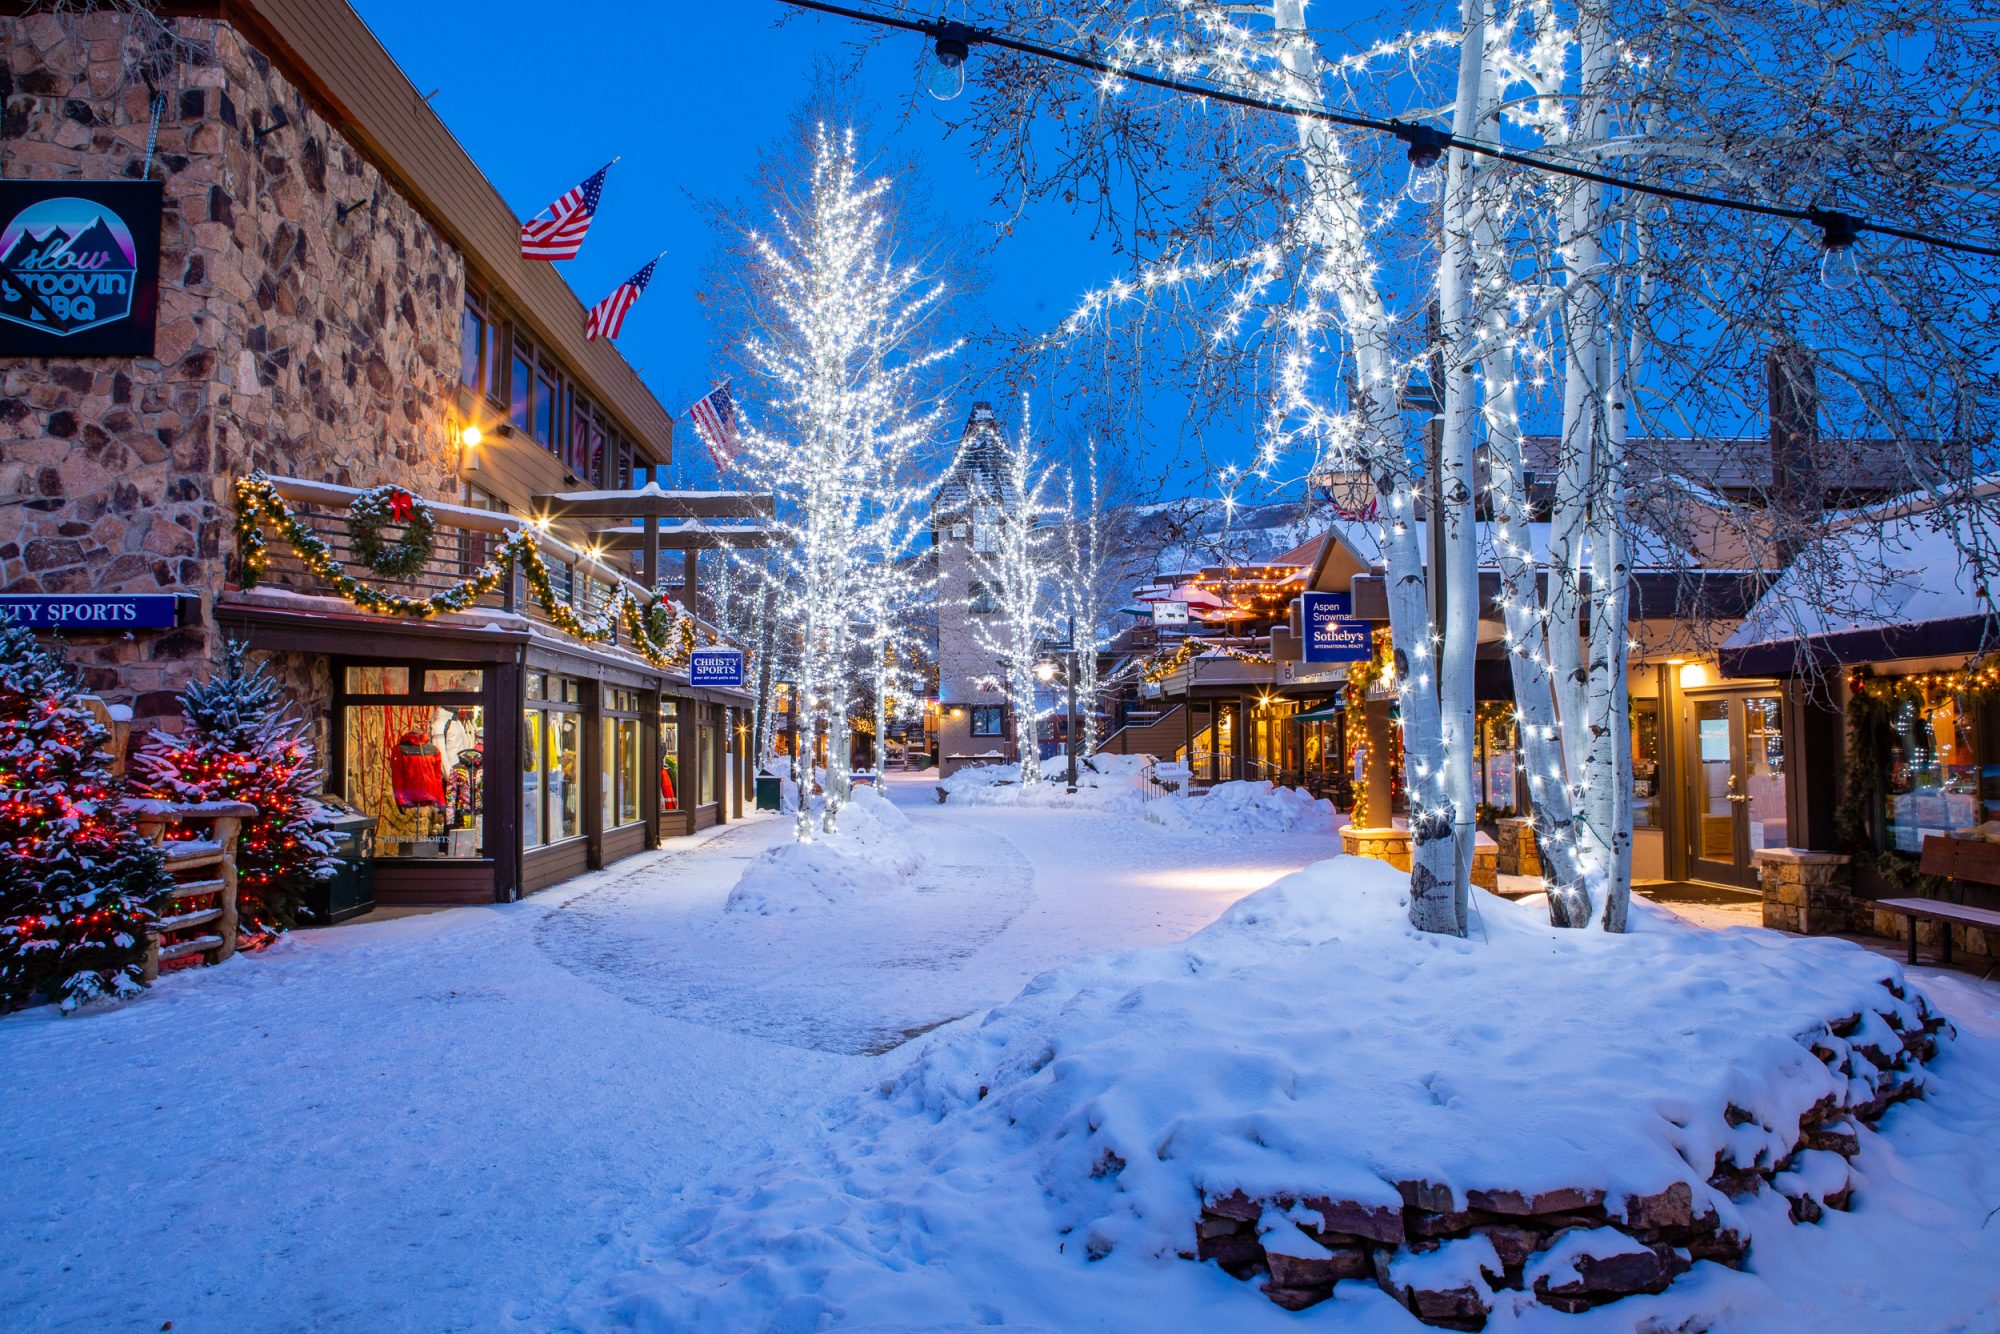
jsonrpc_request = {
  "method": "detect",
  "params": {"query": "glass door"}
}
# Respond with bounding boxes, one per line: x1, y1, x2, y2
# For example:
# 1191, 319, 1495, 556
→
1687, 692, 1789, 886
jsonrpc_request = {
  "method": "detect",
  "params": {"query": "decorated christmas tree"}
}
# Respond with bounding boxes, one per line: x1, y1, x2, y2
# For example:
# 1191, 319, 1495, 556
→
0, 623, 171, 1012
134, 642, 337, 935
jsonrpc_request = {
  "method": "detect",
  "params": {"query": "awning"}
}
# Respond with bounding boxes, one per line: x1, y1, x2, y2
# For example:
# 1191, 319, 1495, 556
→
1292, 701, 1344, 722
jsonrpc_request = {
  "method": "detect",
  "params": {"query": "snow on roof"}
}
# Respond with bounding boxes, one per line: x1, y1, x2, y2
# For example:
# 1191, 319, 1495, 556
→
1724, 495, 1998, 651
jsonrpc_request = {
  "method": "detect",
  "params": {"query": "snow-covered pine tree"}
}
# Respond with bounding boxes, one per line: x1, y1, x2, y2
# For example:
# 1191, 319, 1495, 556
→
134, 642, 336, 935
0, 623, 171, 1012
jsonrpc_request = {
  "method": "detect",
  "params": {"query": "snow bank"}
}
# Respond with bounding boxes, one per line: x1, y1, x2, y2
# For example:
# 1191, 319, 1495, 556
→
1142, 779, 1341, 835
939, 754, 1155, 810
723, 785, 924, 915
600, 854, 1946, 1329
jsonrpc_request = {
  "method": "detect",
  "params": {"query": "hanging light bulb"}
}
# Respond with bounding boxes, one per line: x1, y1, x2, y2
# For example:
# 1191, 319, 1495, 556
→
929, 28, 972, 101
1395, 123, 1449, 205
1810, 208, 1863, 291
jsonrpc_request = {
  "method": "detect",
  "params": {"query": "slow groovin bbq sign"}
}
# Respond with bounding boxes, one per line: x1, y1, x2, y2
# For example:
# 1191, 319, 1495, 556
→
0, 180, 162, 356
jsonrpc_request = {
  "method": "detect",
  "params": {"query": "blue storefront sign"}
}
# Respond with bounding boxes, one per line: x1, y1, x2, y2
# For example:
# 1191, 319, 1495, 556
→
0, 594, 182, 630
689, 646, 745, 689
1302, 591, 1370, 663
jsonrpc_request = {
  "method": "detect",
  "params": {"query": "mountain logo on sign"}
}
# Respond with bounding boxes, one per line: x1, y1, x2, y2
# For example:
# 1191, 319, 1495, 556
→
0, 197, 140, 336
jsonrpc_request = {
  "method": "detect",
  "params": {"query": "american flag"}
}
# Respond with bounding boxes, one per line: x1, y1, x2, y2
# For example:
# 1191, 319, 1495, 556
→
583, 255, 660, 341
687, 383, 741, 466
520, 162, 611, 261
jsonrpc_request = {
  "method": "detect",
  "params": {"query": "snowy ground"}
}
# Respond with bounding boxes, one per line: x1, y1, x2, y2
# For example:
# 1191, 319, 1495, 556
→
0, 773, 1337, 1332
7, 778, 2000, 1332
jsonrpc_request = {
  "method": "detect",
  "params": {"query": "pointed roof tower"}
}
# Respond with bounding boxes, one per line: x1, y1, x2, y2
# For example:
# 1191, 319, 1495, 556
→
933, 402, 1013, 516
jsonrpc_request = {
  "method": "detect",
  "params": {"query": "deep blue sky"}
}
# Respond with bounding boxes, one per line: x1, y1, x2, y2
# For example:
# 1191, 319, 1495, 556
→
353, 0, 1132, 485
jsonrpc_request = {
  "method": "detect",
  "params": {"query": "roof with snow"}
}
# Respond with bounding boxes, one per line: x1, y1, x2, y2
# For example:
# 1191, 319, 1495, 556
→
1721, 483, 2000, 673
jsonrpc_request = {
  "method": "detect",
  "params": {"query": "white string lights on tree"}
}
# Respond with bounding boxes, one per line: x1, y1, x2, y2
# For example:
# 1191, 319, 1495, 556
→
723, 123, 958, 843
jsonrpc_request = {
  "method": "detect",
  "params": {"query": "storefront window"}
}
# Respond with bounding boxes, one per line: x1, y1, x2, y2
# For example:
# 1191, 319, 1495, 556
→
699, 722, 717, 806
340, 663, 484, 860
1476, 708, 1518, 818
603, 688, 642, 829
660, 700, 681, 813
1886, 692, 1983, 852
524, 672, 582, 847
1632, 701, 1661, 830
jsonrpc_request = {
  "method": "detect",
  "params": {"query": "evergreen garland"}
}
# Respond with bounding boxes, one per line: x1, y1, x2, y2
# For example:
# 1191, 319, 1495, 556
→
346, 485, 437, 579
235, 473, 716, 671
133, 643, 339, 935
0, 624, 172, 1012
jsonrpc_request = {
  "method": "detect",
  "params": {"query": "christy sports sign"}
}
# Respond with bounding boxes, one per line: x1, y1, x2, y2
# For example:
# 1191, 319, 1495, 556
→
0, 180, 162, 356
0, 594, 182, 629
1301, 591, 1370, 663
689, 646, 745, 689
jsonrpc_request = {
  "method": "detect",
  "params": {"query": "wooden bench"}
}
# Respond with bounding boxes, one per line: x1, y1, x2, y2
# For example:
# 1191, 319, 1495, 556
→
1879, 836, 2000, 964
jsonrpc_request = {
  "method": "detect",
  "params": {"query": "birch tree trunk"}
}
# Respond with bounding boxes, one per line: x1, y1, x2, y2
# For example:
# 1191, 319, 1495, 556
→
1274, 0, 1461, 933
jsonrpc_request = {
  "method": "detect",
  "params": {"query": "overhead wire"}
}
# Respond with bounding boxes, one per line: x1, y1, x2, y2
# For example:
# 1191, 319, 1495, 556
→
772, 0, 2000, 261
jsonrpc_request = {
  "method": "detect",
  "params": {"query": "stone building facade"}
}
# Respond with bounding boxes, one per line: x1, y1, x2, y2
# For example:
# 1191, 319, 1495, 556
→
1, 8, 460, 723
0, 2, 750, 908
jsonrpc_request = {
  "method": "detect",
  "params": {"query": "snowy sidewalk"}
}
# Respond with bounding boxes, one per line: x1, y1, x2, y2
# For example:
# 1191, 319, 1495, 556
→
0, 780, 1338, 1332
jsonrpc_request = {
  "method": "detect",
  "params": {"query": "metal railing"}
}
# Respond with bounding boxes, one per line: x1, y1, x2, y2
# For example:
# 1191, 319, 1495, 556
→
243, 475, 661, 652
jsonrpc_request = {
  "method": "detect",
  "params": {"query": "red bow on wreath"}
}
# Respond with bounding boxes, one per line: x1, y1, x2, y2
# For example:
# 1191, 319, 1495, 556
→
386, 488, 414, 522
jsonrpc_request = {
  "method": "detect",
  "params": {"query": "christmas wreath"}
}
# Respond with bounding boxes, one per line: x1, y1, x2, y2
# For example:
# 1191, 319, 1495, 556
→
347, 485, 436, 579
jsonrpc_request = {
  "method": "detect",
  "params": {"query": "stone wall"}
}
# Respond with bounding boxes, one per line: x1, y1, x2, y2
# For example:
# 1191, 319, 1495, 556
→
0, 11, 464, 732
1755, 848, 1852, 935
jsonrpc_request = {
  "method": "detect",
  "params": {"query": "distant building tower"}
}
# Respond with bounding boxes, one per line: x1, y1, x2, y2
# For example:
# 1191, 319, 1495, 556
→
931, 402, 1013, 776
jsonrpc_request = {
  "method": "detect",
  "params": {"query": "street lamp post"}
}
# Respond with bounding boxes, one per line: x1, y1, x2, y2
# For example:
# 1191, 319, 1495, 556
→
1036, 614, 1082, 792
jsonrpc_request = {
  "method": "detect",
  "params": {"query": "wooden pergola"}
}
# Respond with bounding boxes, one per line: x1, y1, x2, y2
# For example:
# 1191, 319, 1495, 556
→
532, 485, 778, 602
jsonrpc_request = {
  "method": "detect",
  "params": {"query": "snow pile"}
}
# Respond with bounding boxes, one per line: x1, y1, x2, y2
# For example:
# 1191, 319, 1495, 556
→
939, 753, 1155, 810
597, 855, 1946, 1329
723, 785, 924, 915
1143, 779, 1342, 835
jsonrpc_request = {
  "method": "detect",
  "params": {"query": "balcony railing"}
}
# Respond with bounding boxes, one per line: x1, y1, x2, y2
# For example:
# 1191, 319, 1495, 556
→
233, 475, 669, 658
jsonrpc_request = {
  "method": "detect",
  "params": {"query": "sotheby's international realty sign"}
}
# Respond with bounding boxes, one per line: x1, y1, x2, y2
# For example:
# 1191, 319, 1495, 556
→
0, 180, 162, 356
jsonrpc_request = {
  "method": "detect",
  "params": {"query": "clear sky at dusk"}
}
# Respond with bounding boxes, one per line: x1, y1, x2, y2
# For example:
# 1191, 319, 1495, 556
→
351, 0, 1142, 485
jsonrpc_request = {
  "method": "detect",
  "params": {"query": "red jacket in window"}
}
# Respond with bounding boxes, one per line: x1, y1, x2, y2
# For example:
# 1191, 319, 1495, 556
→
391, 733, 446, 810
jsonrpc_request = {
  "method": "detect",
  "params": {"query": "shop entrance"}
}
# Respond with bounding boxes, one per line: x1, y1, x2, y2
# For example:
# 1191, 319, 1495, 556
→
1686, 691, 1788, 886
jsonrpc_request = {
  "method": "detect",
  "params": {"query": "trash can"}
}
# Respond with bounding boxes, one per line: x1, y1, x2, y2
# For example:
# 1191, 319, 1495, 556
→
755, 773, 783, 812
301, 796, 378, 925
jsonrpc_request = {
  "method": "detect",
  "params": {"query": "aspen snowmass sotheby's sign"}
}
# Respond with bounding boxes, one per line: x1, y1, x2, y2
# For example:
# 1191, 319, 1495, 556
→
0, 594, 182, 629
1302, 591, 1370, 663
0, 180, 162, 356
689, 647, 744, 688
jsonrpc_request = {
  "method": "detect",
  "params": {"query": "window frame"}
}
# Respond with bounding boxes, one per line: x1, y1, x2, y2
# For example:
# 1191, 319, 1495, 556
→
970, 704, 1005, 737
524, 671, 586, 850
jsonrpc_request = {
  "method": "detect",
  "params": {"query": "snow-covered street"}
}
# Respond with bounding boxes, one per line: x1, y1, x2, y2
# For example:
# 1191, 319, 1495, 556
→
0, 775, 1338, 1332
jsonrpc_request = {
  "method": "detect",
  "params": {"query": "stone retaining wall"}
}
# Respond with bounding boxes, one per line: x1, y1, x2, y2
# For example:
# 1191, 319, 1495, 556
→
1340, 825, 1411, 872
1190, 974, 1943, 1328
1755, 848, 1852, 935
1495, 817, 1540, 878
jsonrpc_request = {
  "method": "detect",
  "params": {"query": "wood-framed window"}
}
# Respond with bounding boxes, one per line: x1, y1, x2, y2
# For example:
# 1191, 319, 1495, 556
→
524, 672, 584, 848
602, 687, 644, 830
970, 704, 1004, 737
337, 662, 488, 861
